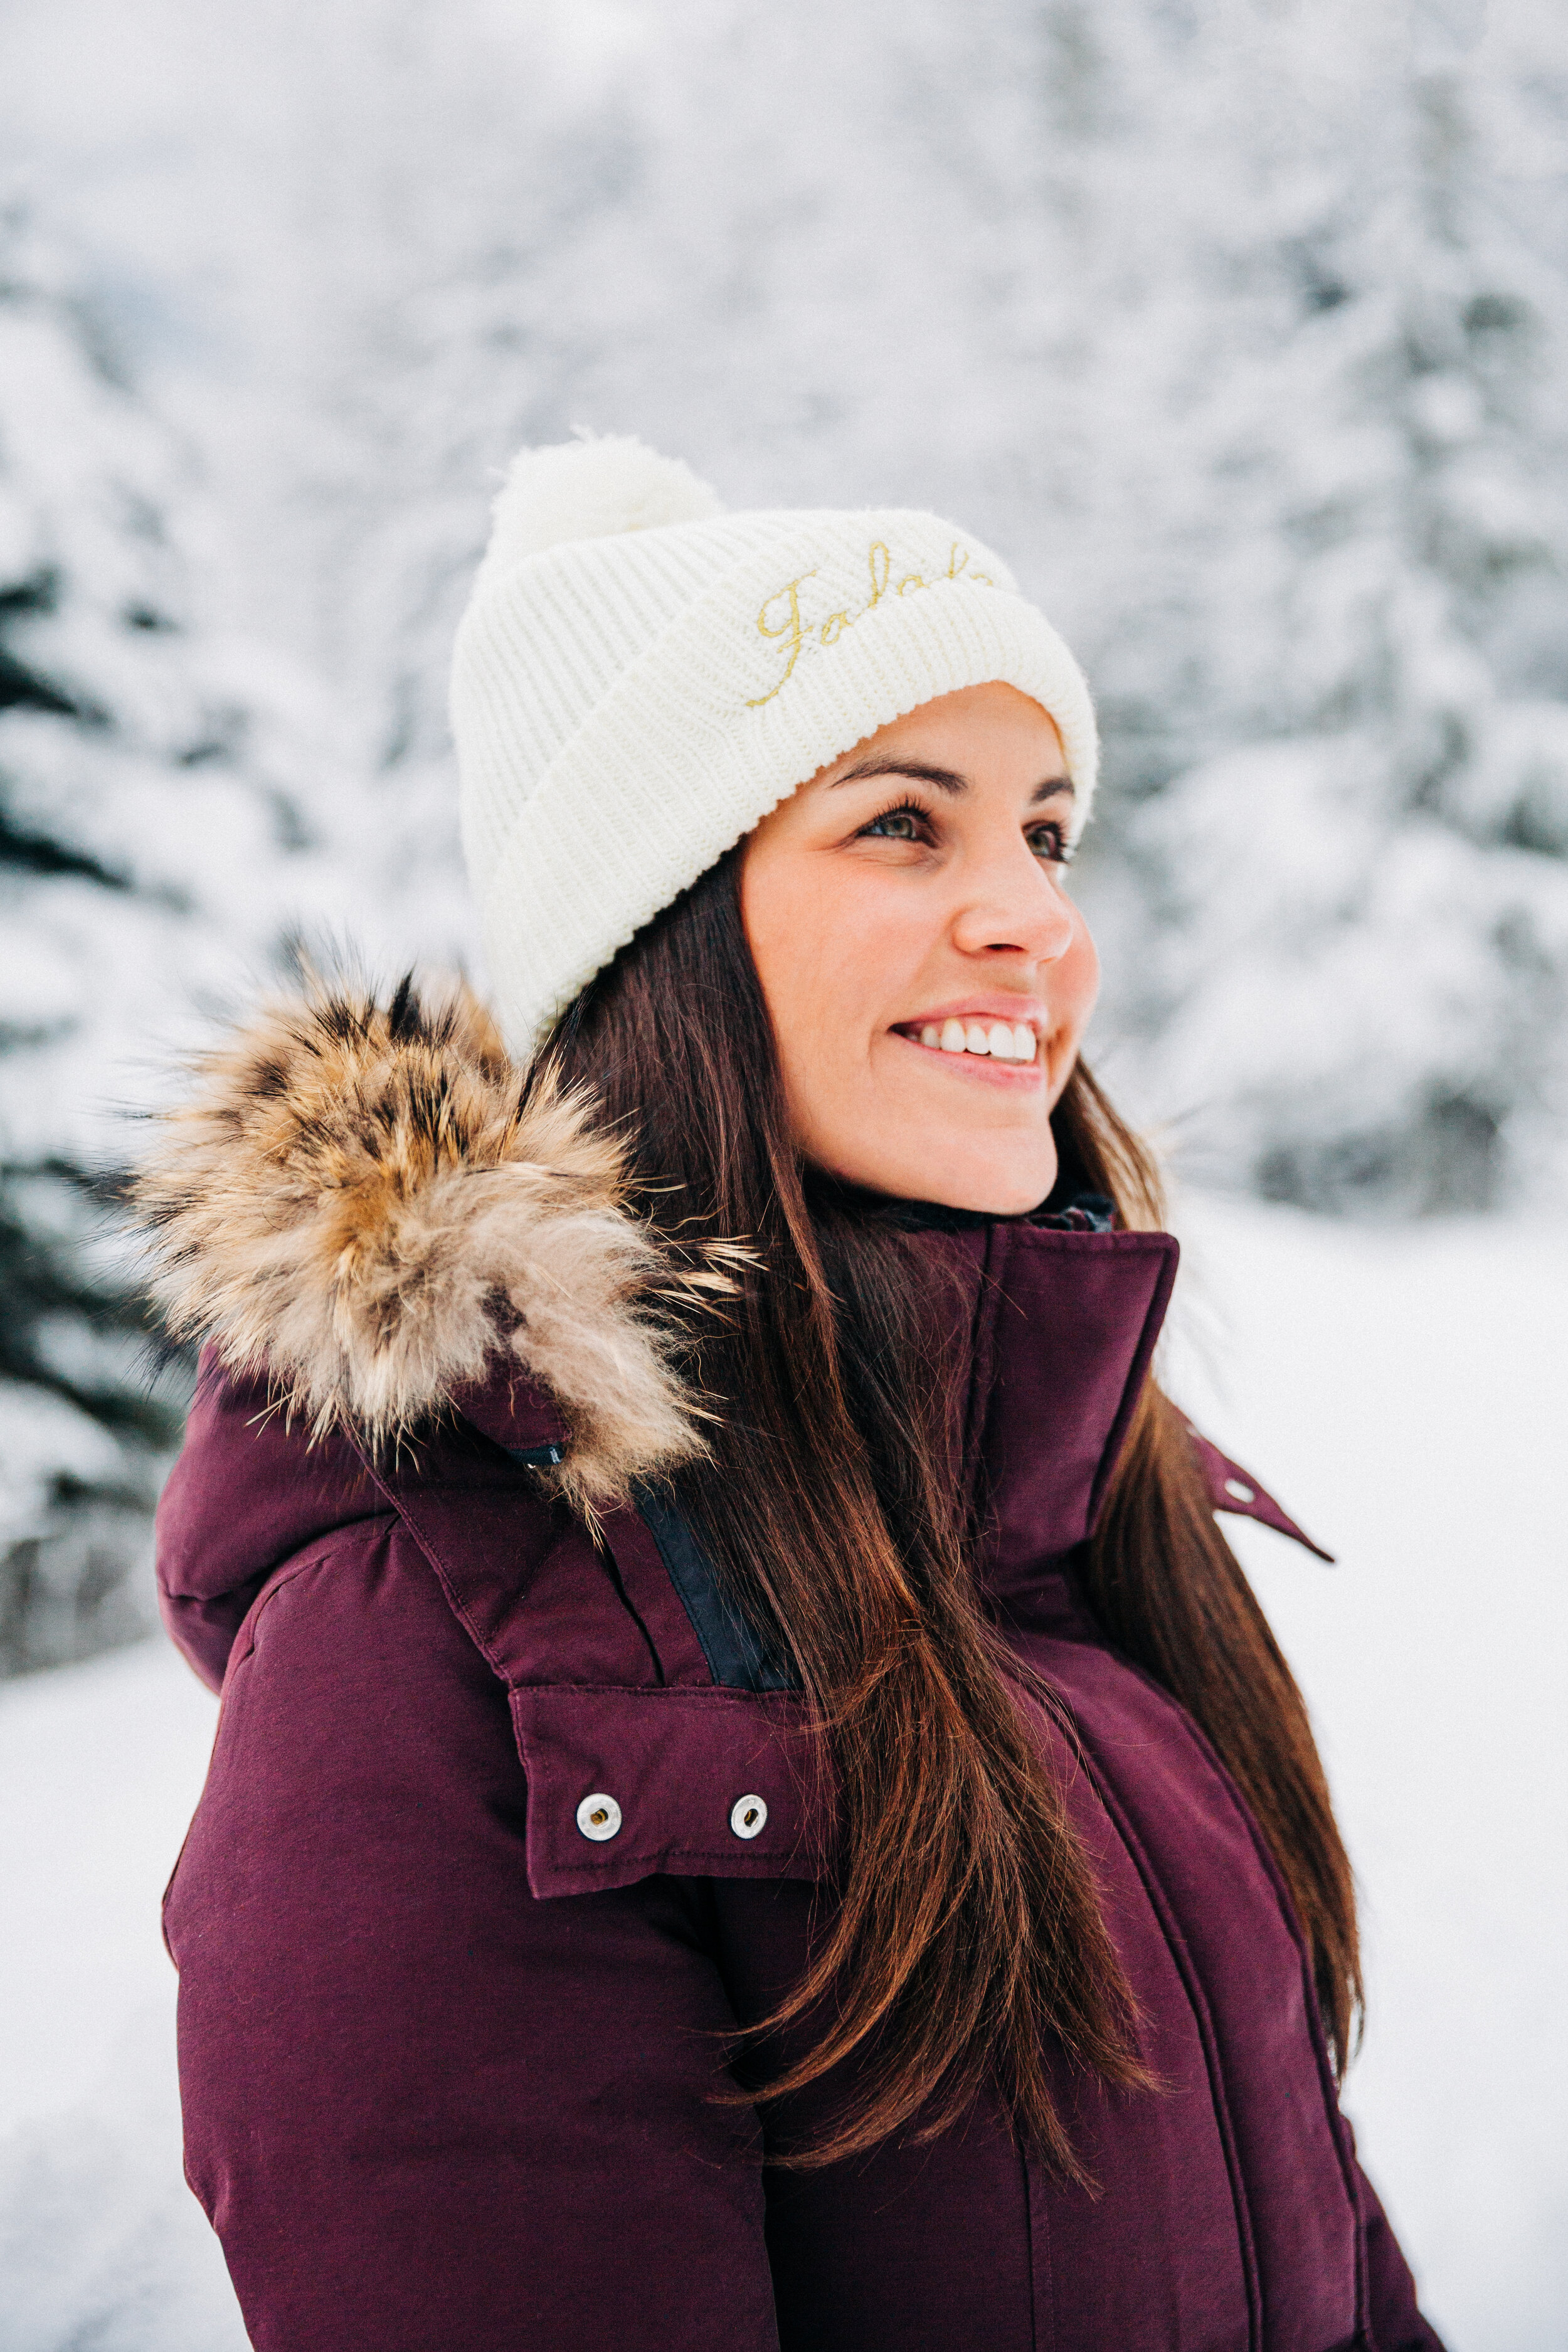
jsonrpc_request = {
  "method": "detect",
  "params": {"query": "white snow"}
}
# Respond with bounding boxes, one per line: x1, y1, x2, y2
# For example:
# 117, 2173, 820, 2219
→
0, 1643, 243, 2350
1, 1197, 1563, 2348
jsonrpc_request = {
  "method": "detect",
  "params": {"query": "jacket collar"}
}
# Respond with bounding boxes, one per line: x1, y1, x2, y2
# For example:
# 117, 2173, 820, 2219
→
457, 1216, 1179, 1630
914, 1219, 1179, 1610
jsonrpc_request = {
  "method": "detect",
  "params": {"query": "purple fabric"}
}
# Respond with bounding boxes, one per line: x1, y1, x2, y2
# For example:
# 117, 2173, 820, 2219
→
1186, 1424, 1336, 1562
156, 1354, 379, 1690
156, 1224, 1443, 2351
512, 1687, 831, 1895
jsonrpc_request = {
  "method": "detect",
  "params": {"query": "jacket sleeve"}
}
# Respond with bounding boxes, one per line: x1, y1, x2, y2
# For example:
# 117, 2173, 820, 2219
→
1354, 2148, 1448, 2351
165, 1518, 780, 2352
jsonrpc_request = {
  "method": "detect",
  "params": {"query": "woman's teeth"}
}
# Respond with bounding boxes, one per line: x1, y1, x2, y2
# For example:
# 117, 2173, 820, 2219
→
916, 1019, 1038, 1062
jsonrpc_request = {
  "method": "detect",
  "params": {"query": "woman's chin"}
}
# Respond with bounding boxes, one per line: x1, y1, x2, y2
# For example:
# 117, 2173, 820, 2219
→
818, 1135, 1059, 1218
919, 1171, 1057, 1216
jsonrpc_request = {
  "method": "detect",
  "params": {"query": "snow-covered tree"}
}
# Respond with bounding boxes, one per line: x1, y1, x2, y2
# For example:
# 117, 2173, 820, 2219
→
0, 201, 367, 1671
1101, 11, 1568, 1210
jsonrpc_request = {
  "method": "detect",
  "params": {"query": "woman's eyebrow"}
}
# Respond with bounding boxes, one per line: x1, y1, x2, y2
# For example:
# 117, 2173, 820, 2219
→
829, 757, 968, 794
828, 756, 1074, 803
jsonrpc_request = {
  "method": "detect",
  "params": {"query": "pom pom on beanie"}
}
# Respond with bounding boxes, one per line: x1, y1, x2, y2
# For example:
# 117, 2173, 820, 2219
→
452, 437, 1099, 1061
472, 435, 725, 595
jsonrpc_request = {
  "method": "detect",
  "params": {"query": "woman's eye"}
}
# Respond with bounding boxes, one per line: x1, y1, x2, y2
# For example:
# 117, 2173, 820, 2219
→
862, 808, 924, 842
1027, 821, 1072, 864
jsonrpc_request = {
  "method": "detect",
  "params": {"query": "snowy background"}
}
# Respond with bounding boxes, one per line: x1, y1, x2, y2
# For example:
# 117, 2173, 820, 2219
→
0, 0, 1565, 2343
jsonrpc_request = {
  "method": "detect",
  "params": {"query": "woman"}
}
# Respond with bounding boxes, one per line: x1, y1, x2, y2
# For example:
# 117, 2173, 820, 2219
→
138, 438, 1442, 2350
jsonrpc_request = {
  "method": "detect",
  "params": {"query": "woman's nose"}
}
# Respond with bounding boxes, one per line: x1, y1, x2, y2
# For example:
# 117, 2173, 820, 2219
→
950, 849, 1079, 963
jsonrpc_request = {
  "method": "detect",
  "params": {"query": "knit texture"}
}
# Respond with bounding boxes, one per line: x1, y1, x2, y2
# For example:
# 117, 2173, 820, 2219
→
451, 437, 1099, 1061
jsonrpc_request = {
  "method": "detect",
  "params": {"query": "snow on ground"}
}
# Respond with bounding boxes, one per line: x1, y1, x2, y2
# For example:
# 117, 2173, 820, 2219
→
0, 1643, 242, 2351
1, 1198, 1564, 2350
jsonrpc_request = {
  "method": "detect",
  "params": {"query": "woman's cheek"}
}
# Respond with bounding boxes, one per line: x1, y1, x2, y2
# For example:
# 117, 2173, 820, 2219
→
1056, 905, 1100, 1039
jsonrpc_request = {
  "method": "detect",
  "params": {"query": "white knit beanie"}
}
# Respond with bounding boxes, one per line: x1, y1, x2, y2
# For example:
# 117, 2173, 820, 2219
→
452, 436, 1099, 1061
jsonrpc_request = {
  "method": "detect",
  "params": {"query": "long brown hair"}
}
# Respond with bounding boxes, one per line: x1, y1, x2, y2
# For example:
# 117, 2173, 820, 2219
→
539, 850, 1360, 2172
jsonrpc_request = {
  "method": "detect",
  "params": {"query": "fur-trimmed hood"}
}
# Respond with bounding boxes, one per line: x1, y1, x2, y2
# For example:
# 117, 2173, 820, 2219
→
132, 973, 731, 1514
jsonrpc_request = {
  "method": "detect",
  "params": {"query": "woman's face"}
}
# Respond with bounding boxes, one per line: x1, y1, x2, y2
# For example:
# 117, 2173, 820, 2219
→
740, 682, 1099, 1214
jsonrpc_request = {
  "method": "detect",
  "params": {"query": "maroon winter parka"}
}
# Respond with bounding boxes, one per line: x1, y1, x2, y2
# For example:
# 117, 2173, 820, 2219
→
144, 984, 1443, 2352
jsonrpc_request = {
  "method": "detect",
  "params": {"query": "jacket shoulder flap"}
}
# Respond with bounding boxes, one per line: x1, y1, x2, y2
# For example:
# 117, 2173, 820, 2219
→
359, 1416, 831, 1899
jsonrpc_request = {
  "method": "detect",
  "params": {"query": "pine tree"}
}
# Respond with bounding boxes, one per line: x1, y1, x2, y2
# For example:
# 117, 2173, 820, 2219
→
1104, 14, 1568, 1210
0, 201, 362, 1672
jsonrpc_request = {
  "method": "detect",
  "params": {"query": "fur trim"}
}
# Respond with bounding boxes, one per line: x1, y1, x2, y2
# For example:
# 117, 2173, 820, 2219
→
132, 972, 723, 1513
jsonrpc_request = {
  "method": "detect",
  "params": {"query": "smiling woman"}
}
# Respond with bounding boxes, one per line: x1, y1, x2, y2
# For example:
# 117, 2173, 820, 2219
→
134, 437, 1444, 2352
741, 684, 1093, 1210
